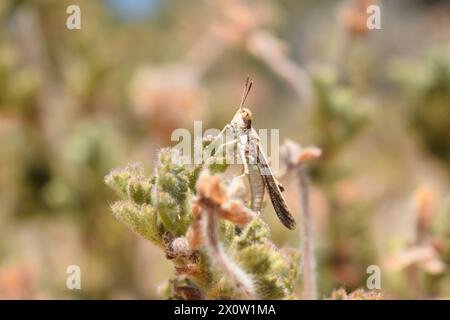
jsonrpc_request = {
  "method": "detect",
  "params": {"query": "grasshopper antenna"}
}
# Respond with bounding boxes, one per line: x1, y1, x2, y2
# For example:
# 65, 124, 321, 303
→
239, 75, 253, 110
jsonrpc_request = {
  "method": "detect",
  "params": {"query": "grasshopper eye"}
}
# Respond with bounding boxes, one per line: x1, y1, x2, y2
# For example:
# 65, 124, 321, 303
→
240, 109, 252, 129
241, 109, 252, 121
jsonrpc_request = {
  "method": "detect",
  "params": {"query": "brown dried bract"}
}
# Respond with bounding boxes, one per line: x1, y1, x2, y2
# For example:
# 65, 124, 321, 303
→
341, 0, 375, 37
175, 264, 199, 276
188, 171, 256, 248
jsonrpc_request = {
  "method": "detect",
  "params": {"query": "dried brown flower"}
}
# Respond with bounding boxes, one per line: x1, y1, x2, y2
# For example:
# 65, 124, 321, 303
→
193, 171, 256, 229
189, 171, 256, 299
341, 0, 375, 37
175, 264, 199, 276
385, 245, 445, 275
414, 185, 437, 237
327, 288, 383, 300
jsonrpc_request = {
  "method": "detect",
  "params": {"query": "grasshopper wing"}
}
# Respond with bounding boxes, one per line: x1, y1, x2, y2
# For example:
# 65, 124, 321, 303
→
256, 143, 296, 230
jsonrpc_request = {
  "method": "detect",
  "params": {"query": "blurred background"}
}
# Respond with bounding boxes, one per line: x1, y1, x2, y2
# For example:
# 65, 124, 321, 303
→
0, 0, 449, 299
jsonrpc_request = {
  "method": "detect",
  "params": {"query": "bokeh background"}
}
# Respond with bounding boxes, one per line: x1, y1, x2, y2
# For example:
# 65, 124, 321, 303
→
0, 0, 449, 299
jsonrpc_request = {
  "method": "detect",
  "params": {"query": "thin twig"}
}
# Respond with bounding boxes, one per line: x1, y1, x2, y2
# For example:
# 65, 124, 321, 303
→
297, 163, 317, 300
246, 31, 313, 108
280, 140, 320, 300
201, 199, 255, 299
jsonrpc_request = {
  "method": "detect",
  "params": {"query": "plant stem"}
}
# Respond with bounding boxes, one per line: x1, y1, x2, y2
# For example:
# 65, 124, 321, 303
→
297, 164, 317, 300
202, 201, 255, 299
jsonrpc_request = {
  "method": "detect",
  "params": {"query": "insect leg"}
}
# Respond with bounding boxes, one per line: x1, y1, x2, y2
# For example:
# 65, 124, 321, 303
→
204, 138, 238, 166
204, 124, 232, 156
215, 139, 238, 156
237, 144, 250, 175
229, 144, 250, 186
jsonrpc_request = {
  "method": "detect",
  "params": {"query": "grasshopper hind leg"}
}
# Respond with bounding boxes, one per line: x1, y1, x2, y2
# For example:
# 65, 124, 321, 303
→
248, 165, 265, 216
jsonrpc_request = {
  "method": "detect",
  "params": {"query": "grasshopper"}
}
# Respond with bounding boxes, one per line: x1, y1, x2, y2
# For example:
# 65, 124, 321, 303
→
206, 77, 296, 230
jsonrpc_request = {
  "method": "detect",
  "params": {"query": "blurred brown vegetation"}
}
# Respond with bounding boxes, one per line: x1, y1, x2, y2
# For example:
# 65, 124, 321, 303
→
0, 0, 449, 299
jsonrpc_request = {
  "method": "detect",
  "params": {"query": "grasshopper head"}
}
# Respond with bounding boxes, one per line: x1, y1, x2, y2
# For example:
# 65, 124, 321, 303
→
231, 107, 252, 129
231, 76, 253, 129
